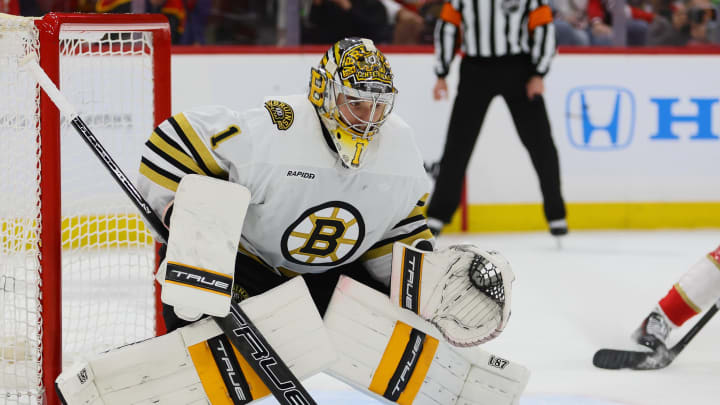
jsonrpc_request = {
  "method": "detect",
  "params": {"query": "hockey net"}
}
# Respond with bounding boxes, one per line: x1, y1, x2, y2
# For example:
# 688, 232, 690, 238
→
0, 13, 170, 405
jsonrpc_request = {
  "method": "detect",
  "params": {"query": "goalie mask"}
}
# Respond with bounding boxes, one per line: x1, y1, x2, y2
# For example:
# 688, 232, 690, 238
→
308, 37, 397, 169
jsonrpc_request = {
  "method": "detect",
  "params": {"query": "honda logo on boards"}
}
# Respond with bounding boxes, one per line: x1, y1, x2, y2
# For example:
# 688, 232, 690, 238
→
565, 86, 636, 150
650, 98, 719, 140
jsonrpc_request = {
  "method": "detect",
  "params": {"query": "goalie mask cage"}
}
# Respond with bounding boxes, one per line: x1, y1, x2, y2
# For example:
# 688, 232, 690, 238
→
0, 13, 170, 405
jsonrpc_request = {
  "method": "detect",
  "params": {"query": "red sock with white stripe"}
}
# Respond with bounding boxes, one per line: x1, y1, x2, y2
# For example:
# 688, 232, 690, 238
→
658, 284, 701, 327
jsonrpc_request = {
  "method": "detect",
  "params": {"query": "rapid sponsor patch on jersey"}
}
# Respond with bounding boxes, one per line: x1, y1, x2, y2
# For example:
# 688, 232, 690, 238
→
281, 201, 365, 266
287, 170, 316, 179
264, 100, 294, 130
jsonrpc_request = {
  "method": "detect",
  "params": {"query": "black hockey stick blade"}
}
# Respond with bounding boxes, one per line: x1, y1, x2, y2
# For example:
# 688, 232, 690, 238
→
593, 346, 675, 370
593, 301, 719, 370
215, 302, 317, 405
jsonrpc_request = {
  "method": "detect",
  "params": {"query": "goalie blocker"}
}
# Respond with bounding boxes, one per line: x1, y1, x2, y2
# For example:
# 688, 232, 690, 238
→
158, 174, 251, 320
56, 277, 335, 404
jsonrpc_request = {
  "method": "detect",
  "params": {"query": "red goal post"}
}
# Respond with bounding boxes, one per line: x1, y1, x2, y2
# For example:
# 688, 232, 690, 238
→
0, 13, 169, 405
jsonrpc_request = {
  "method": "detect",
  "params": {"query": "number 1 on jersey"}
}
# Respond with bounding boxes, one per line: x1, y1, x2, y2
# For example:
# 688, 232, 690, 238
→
352, 143, 364, 166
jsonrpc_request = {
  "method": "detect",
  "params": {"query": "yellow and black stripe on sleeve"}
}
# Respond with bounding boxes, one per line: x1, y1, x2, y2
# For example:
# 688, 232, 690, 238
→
362, 195, 434, 261
392, 193, 429, 231
167, 113, 229, 180
139, 155, 183, 192
139, 126, 209, 192
140, 112, 231, 191
146, 127, 207, 176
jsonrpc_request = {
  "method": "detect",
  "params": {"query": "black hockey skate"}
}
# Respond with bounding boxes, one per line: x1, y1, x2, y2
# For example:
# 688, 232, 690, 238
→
632, 311, 670, 351
548, 218, 568, 236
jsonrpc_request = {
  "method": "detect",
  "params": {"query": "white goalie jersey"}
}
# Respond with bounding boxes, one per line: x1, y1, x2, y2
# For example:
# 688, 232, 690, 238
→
138, 94, 433, 284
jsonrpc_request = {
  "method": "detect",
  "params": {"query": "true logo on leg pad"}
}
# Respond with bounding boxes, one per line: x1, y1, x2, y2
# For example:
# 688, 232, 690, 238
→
369, 321, 439, 403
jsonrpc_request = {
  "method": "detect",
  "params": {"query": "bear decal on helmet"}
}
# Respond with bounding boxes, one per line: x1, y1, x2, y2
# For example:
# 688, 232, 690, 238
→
308, 38, 397, 169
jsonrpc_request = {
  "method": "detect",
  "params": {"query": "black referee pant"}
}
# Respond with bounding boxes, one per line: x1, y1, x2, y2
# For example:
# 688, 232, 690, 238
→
427, 55, 566, 225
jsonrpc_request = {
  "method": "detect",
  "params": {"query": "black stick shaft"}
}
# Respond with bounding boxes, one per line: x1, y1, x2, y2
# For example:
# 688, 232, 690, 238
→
671, 300, 719, 354
218, 304, 317, 404
70, 117, 169, 243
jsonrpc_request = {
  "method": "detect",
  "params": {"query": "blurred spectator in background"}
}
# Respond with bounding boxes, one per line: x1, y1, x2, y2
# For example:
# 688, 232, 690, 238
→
552, 0, 592, 45
95, 0, 187, 43
587, 0, 655, 45
208, 0, 277, 44
380, 0, 425, 43
686, 0, 719, 44
413, 0, 445, 43
94, 0, 131, 12
649, 0, 719, 45
1, 0, 20, 14
147, 0, 184, 43
8, 0, 717, 47
302, 0, 392, 44
647, 0, 690, 44
6, 0, 60, 15
180, 0, 211, 44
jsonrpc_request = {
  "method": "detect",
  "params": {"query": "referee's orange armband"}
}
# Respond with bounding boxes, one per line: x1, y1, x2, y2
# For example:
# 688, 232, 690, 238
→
528, 5, 553, 31
439, 3, 462, 26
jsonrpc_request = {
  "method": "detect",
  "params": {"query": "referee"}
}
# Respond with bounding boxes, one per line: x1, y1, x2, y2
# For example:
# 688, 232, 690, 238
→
426, 0, 568, 237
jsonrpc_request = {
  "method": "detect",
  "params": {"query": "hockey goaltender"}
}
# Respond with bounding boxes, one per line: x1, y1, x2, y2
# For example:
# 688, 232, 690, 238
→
55, 38, 529, 405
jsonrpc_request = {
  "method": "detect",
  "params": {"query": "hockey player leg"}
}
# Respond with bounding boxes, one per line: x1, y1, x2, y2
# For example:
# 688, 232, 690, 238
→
325, 276, 529, 405
390, 242, 515, 347
634, 246, 720, 350
157, 174, 251, 320
57, 277, 335, 404
658, 247, 720, 328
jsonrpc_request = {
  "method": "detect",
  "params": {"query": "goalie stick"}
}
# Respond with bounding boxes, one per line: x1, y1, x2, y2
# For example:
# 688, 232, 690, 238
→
22, 55, 317, 405
593, 300, 719, 370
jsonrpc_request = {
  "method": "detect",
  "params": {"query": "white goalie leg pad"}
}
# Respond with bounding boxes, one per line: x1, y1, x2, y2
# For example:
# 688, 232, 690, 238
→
390, 242, 515, 347
56, 322, 216, 405
453, 345, 530, 405
161, 174, 251, 319
325, 276, 529, 405
235, 276, 337, 381
57, 277, 335, 404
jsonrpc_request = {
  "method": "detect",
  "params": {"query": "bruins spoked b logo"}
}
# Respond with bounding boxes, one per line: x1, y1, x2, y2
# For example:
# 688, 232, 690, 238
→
281, 201, 365, 266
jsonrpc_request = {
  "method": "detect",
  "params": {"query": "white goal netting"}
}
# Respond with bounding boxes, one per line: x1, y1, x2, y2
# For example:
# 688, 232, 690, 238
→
0, 14, 160, 405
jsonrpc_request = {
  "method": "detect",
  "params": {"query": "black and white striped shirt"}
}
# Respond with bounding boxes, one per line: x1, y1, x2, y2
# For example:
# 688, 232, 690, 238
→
434, 0, 556, 77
